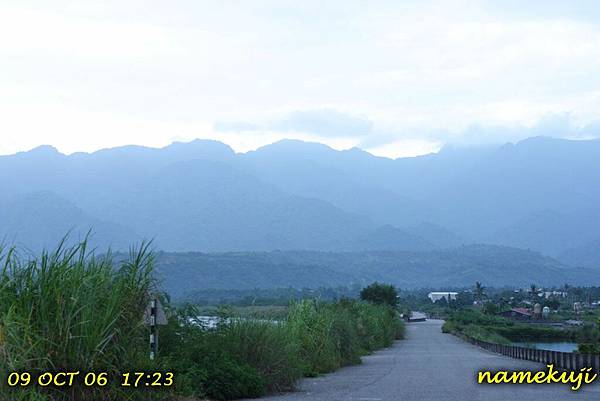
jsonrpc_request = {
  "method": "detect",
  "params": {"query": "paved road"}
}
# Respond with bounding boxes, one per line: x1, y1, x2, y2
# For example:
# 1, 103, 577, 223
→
245, 319, 599, 401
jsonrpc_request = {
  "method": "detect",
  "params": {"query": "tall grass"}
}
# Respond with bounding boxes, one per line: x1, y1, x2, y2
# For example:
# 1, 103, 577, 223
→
0, 238, 405, 401
287, 299, 404, 376
0, 240, 156, 401
162, 299, 405, 400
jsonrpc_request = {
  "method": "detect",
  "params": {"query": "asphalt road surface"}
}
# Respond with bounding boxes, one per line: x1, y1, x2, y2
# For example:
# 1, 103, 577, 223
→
244, 319, 599, 401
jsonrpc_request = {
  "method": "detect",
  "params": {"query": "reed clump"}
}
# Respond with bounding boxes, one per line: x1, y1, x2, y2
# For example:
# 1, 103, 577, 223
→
0, 240, 157, 401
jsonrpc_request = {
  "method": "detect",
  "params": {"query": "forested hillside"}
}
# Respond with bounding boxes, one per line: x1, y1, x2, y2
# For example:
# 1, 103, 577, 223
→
152, 245, 599, 299
2, 136, 600, 272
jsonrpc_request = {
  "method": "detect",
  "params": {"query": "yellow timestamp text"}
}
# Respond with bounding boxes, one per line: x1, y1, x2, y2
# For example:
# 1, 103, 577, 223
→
6, 371, 174, 388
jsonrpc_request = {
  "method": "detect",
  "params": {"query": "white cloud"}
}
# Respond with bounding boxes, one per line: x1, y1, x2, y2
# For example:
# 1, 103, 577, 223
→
2, 0, 600, 158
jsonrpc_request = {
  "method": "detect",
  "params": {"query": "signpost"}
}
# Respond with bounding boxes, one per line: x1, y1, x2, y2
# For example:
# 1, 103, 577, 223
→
144, 296, 168, 360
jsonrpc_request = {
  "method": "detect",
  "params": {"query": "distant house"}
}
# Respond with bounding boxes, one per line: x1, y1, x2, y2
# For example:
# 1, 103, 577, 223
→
498, 307, 532, 320
428, 292, 458, 303
543, 291, 567, 299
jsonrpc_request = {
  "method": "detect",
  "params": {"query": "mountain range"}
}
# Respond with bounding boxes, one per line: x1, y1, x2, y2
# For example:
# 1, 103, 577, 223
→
1, 136, 599, 289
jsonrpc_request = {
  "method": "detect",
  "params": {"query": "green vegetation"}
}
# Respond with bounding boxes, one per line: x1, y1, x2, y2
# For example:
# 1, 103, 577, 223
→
0, 240, 405, 401
442, 309, 577, 345
474, 281, 486, 305
161, 299, 405, 400
180, 286, 364, 306
360, 282, 398, 307
578, 317, 600, 354
153, 246, 594, 301
0, 240, 160, 401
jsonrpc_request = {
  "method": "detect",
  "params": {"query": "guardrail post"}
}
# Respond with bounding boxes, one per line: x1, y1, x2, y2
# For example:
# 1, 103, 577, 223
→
460, 334, 600, 373
585, 354, 592, 370
560, 352, 565, 369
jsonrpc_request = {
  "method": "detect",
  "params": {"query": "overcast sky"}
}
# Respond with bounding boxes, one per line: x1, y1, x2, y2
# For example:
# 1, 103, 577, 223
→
3, 0, 600, 158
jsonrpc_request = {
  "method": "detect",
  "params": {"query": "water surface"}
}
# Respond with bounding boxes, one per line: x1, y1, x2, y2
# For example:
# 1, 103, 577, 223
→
512, 342, 578, 352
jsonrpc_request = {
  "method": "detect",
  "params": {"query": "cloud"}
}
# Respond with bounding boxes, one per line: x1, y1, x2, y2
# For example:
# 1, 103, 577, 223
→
214, 109, 374, 138
213, 120, 261, 132
442, 113, 600, 147
211, 109, 600, 158
272, 109, 373, 137
4, 1, 600, 158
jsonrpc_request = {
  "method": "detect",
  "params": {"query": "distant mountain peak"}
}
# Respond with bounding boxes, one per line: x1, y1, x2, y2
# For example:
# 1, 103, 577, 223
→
163, 138, 235, 158
263, 138, 334, 151
167, 138, 234, 149
23, 145, 61, 156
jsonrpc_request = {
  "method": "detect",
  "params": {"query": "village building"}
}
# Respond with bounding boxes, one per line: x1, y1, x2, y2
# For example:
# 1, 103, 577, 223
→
497, 307, 532, 320
427, 292, 458, 303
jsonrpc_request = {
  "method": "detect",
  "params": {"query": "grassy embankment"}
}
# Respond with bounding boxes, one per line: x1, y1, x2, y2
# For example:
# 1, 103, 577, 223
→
0, 241, 404, 401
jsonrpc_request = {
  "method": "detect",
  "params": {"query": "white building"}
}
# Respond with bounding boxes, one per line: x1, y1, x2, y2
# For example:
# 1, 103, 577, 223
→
428, 292, 458, 303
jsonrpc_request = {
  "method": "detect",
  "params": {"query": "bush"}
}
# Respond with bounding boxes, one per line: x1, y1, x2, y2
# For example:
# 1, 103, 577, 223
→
198, 357, 266, 401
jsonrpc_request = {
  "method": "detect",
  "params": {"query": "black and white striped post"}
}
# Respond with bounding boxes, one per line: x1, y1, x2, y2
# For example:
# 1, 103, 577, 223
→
149, 298, 158, 360
145, 294, 167, 360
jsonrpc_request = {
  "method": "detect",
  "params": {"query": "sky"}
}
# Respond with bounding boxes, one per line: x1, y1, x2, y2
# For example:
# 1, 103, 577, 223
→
2, 0, 600, 158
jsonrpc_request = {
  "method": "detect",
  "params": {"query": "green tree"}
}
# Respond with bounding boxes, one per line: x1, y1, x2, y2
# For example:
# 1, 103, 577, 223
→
360, 282, 398, 307
530, 284, 539, 303
474, 281, 486, 305
482, 302, 500, 315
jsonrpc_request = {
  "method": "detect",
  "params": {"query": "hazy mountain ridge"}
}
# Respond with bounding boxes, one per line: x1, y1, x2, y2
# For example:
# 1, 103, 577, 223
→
559, 238, 600, 269
153, 245, 597, 299
0, 191, 136, 253
1, 136, 600, 274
